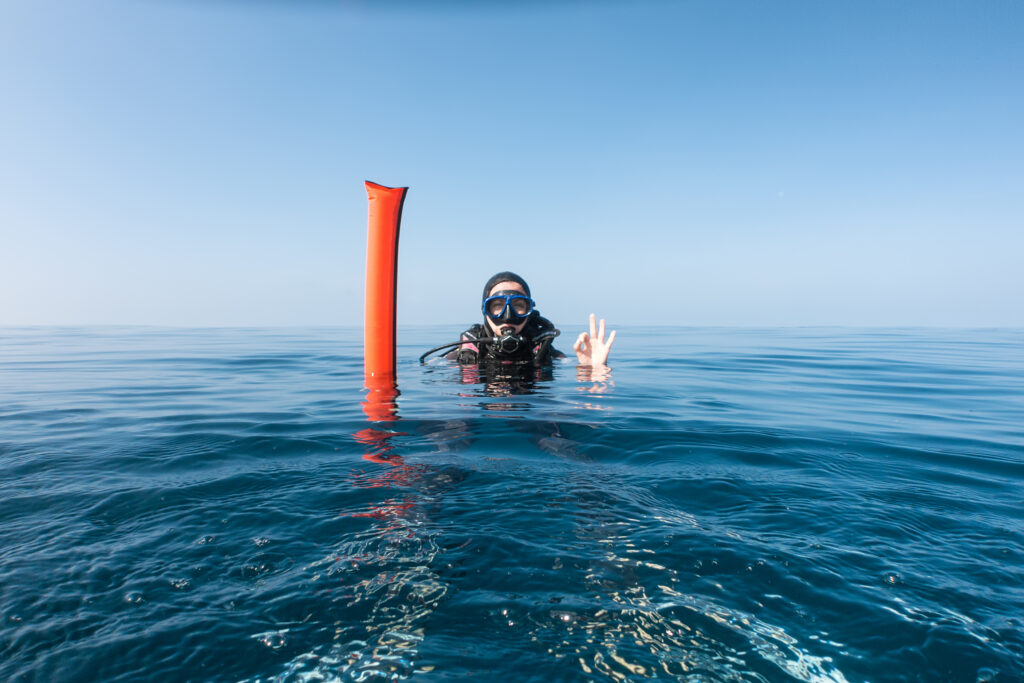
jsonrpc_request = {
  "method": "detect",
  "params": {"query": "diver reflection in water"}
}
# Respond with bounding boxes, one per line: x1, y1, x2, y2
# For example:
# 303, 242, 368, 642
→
420, 270, 615, 370
460, 357, 556, 412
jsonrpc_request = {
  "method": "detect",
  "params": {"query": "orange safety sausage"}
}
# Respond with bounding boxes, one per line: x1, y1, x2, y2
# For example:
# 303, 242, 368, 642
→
363, 181, 407, 382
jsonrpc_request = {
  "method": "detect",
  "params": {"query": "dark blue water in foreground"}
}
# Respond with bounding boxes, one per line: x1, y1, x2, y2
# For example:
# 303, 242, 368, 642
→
1, 327, 1022, 683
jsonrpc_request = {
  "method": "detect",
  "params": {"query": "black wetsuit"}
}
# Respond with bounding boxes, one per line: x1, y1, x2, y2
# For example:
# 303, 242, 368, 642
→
447, 314, 565, 366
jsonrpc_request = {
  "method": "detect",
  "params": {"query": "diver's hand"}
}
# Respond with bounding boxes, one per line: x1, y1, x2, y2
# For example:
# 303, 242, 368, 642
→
574, 314, 616, 367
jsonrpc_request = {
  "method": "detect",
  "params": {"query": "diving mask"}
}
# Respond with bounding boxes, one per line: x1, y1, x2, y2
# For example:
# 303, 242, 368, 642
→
483, 291, 534, 323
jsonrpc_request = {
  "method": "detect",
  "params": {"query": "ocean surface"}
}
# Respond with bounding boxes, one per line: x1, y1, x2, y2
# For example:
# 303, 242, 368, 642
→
1, 326, 1022, 683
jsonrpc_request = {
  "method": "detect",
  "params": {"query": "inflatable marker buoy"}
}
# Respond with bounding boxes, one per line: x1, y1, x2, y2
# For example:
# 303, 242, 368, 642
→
363, 181, 407, 380
362, 181, 406, 421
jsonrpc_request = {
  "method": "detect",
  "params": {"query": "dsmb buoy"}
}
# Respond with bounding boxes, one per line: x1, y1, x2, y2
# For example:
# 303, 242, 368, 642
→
362, 181, 407, 421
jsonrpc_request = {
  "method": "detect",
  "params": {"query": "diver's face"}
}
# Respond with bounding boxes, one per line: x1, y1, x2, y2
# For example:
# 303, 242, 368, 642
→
485, 281, 529, 336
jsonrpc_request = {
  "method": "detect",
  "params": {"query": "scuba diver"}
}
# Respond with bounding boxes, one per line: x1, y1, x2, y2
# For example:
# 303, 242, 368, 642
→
419, 271, 615, 368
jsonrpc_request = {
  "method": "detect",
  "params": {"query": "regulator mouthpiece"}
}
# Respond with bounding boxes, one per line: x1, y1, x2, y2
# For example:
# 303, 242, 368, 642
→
496, 332, 524, 355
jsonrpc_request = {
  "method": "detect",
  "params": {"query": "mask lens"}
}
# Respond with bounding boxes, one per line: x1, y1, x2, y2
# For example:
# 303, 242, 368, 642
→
510, 297, 531, 316
487, 298, 507, 317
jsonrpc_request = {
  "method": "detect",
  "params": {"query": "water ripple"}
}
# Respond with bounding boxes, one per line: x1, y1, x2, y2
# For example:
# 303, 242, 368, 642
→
1, 327, 1021, 682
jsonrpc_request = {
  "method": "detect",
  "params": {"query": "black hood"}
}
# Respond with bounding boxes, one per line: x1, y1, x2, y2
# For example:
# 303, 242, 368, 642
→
482, 271, 531, 301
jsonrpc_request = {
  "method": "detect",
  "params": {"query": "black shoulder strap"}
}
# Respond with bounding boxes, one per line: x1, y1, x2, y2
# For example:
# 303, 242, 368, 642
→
455, 324, 486, 364
526, 314, 561, 364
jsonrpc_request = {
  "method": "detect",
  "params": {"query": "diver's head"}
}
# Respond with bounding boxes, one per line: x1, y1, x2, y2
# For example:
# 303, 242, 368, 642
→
482, 271, 534, 340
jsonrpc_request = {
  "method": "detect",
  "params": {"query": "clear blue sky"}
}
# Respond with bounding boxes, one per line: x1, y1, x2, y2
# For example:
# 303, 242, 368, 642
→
2, 0, 1022, 327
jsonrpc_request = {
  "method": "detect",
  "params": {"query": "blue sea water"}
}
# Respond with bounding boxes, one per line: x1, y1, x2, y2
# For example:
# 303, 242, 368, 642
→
1, 326, 1022, 683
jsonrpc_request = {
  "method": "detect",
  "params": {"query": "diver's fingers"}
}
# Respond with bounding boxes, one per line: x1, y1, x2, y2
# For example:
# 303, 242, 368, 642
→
589, 313, 597, 340
598, 318, 606, 342
606, 329, 616, 349
574, 332, 588, 352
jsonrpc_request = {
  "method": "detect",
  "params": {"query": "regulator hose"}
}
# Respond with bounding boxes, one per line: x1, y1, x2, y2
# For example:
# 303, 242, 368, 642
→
419, 329, 560, 364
